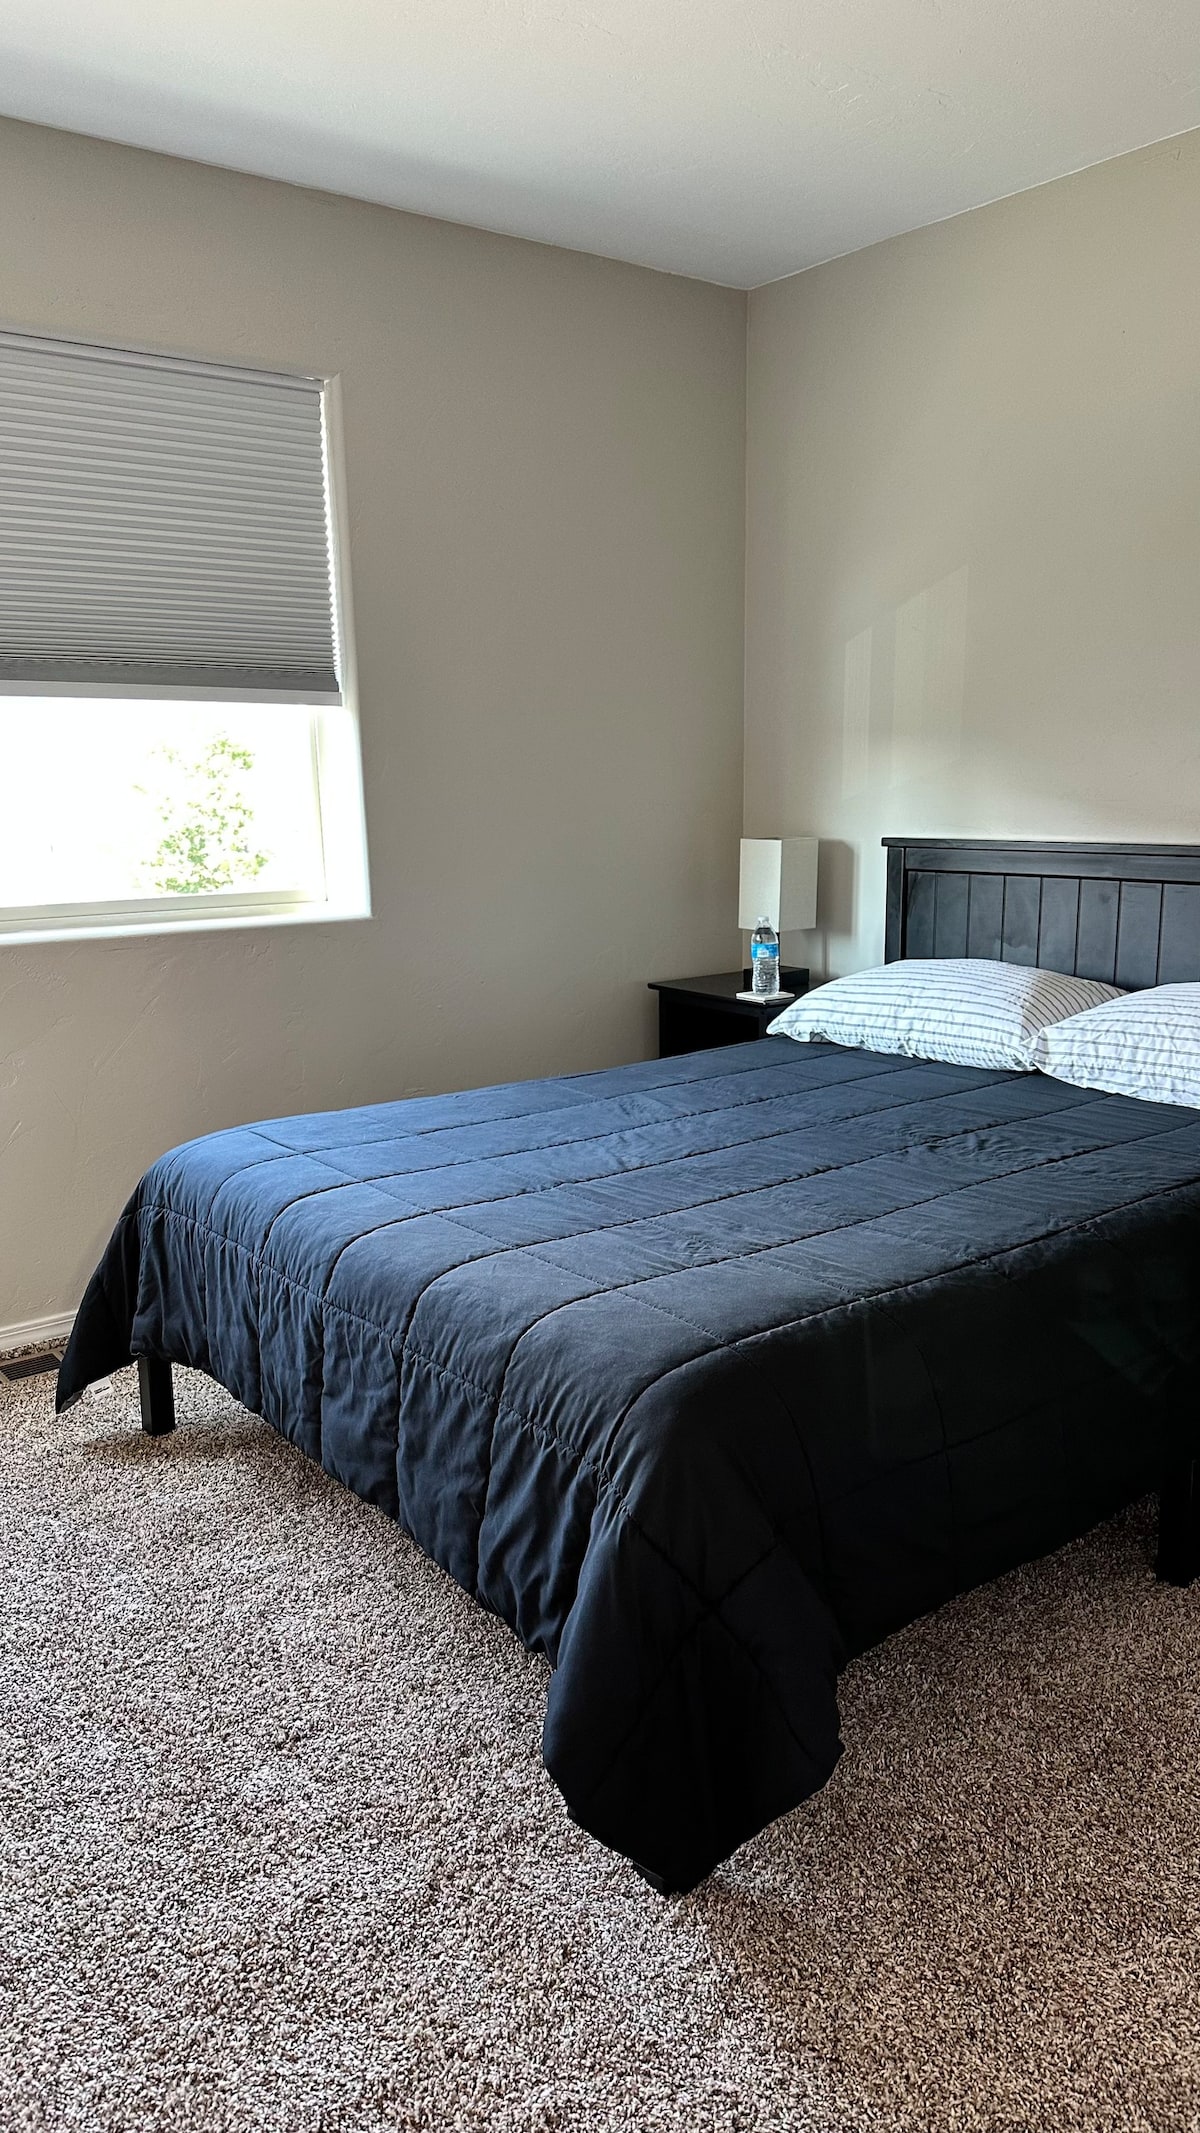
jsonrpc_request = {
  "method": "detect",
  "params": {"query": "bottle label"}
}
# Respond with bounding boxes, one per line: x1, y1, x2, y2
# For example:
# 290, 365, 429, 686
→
751, 942, 779, 961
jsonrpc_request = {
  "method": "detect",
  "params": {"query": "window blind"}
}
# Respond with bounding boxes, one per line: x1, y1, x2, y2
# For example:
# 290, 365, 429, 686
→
0, 331, 340, 701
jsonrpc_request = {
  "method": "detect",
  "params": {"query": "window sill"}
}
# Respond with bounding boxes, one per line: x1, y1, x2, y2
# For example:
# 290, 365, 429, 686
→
0, 889, 372, 948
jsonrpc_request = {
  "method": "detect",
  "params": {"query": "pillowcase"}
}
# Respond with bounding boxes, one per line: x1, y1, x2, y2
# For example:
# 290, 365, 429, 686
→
767, 958, 1123, 1072
1031, 983, 1200, 1107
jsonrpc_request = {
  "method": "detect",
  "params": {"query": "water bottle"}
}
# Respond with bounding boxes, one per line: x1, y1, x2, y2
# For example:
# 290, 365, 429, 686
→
750, 915, 780, 997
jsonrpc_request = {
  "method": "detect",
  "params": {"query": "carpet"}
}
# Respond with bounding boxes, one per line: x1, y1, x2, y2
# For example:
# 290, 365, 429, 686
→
1, 1362, 1197, 2133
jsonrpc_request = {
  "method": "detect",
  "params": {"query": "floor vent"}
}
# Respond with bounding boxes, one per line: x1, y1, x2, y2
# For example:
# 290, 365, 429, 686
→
0, 1352, 60, 1382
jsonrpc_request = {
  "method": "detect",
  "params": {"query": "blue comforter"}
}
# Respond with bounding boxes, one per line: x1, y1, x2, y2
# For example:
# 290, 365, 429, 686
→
58, 1038, 1200, 1889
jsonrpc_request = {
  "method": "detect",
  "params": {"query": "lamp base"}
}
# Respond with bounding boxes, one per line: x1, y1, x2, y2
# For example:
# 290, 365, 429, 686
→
741, 964, 809, 992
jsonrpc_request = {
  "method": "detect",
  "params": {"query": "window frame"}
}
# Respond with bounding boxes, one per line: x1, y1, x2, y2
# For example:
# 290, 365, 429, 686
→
0, 358, 371, 948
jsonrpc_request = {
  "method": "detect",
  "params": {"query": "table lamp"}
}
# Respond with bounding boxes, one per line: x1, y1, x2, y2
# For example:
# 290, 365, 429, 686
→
738, 837, 818, 999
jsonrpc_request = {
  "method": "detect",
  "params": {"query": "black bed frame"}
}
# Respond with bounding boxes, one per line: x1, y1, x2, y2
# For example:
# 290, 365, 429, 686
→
135, 835, 1200, 1585
884, 836, 1200, 1582
884, 836, 1200, 988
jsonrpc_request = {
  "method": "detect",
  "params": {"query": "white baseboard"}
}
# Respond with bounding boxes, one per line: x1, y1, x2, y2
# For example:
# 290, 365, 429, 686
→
0, 1311, 76, 1357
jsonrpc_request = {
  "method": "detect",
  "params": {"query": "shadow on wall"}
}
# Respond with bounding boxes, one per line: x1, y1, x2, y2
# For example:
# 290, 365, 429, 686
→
806, 840, 856, 983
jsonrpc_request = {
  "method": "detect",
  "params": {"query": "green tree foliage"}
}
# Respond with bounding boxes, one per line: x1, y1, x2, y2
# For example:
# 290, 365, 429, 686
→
143, 734, 270, 895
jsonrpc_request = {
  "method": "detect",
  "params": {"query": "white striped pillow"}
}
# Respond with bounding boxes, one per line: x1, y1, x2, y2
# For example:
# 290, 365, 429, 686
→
1032, 984, 1200, 1107
768, 958, 1123, 1072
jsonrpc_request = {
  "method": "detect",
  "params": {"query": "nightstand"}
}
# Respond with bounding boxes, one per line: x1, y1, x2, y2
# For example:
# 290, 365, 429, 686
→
648, 970, 809, 1059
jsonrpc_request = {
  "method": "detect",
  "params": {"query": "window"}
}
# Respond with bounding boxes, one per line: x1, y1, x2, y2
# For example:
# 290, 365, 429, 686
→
0, 330, 369, 943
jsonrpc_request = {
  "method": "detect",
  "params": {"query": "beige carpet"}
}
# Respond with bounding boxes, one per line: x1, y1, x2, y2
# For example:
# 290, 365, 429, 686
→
1, 1362, 1198, 2133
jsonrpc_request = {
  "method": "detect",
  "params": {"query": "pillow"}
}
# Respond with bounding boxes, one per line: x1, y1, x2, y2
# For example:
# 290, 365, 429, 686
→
767, 958, 1123, 1072
1032, 984, 1200, 1107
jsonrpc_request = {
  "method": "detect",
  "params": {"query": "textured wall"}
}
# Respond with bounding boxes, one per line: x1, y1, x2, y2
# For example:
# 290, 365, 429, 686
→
0, 117, 746, 1327
745, 127, 1200, 978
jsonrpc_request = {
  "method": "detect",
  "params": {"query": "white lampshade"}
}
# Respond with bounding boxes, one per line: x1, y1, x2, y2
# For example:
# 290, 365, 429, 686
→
738, 837, 818, 933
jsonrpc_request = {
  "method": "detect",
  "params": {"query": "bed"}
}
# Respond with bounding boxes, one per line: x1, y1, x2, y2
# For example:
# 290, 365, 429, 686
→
57, 838, 1200, 1892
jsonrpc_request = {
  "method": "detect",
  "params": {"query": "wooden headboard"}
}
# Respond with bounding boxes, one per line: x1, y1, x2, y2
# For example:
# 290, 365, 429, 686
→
883, 838, 1200, 990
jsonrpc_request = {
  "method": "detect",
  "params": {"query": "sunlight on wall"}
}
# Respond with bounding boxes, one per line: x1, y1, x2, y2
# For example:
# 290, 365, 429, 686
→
841, 566, 969, 801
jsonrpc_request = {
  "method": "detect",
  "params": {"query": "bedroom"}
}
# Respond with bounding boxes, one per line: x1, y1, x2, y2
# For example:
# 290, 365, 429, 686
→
1, 4, 1199, 2127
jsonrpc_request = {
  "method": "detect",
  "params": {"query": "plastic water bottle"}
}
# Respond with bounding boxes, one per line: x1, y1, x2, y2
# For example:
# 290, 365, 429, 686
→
750, 915, 780, 997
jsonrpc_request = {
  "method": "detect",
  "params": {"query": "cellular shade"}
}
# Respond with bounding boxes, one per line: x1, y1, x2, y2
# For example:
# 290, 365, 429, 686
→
0, 331, 340, 701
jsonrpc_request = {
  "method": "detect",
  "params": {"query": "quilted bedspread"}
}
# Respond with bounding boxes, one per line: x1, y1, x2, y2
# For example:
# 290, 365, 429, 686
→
58, 1037, 1200, 1890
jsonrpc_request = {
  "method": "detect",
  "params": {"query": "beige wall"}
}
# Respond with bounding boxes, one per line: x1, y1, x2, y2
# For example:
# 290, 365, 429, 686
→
14, 111, 1200, 1331
0, 117, 747, 1330
746, 128, 1200, 979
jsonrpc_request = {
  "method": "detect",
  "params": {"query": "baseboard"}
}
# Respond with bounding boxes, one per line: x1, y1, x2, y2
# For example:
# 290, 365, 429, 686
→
0, 1311, 75, 1357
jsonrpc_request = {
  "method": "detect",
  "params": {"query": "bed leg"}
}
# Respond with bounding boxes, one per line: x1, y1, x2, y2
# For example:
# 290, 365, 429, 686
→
137, 1356, 175, 1438
1156, 1454, 1199, 1586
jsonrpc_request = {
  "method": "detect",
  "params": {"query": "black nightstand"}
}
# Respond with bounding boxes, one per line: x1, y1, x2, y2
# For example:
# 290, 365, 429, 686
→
648, 970, 809, 1059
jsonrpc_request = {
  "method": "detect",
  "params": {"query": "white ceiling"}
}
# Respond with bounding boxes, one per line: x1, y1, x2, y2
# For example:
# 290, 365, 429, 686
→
1, 0, 1198, 287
